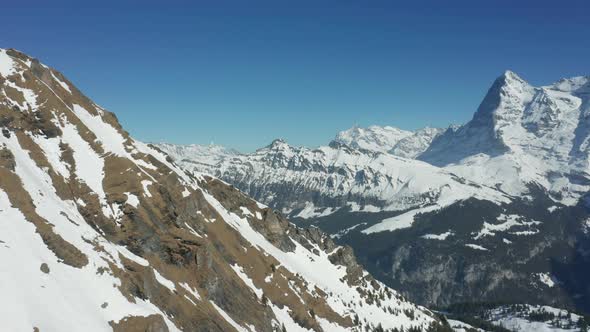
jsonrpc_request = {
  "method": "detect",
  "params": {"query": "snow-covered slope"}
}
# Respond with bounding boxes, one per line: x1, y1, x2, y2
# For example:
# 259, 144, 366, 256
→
156, 143, 239, 176
447, 304, 588, 332
421, 71, 590, 205
159, 138, 510, 223
0, 48, 441, 331
334, 125, 412, 153
389, 127, 447, 158
484, 305, 585, 332
333, 124, 446, 158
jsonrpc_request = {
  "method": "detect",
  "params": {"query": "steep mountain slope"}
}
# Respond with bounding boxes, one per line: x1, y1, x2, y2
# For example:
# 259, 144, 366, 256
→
0, 48, 442, 331
158, 71, 590, 315
420, 71, 590, 205
389, 127, 447, 159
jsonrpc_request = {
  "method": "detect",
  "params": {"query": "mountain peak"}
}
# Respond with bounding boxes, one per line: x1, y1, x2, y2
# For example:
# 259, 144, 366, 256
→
268, 138, 288, 148
334, 125, 412, 153
494, 70, 530, 93
502, 69, 523, 81
471, 70, 533, 122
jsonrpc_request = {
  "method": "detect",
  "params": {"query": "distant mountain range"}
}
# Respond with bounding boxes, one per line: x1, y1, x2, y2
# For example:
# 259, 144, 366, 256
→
158, 70, 590, 315
335, 125, 448, 158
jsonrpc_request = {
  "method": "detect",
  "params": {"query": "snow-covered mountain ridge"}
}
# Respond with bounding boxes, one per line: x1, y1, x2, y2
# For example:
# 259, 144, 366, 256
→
158, 70, 590, 314
334, 125, 447, 158
160, 71, 590, 219
0, 48, 443, 331
421, 70, 590, 205
159, 137, 510, 224
334, 125, 412, 153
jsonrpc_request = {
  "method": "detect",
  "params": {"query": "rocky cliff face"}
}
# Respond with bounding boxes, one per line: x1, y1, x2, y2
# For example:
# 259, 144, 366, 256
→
0, 48, 442, 332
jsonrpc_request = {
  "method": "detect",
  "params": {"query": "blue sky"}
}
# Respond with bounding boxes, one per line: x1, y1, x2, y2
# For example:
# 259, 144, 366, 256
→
2, 1, 589, 151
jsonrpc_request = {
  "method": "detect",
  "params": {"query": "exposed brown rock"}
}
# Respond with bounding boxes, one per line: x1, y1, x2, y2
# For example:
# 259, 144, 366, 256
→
0, 146, 15, 170
109, 314, 169, 332
329, 246, 364, 283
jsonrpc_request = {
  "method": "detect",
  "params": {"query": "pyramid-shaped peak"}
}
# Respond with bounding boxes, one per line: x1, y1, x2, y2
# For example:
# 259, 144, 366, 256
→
265, 138, 291, 150
503, 69, 520, 79
499, 70, 528, 86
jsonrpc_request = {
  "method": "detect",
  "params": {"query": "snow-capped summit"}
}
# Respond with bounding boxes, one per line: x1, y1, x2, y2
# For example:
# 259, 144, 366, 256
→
550, 75, 590, 94
266, 138, 288, 148
421, 71, 535, 166
334, 125, 412, 153
154, 142, 239, 176
420, 71, 590, 204
472, 70, 535, 125
333, 124, 446, 158
389, 126, 447, 158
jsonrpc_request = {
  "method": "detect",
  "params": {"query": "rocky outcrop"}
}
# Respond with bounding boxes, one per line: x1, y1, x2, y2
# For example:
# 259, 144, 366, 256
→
110, 315, 170, 332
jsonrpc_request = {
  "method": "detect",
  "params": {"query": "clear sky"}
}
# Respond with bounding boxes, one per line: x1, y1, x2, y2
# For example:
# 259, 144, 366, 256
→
2, 1, 589, 151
